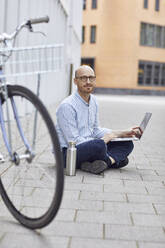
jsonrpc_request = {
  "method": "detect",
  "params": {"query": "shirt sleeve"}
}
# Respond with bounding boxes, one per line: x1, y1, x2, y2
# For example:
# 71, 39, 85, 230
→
92, 101, 112, 138
56, 103, 94, 145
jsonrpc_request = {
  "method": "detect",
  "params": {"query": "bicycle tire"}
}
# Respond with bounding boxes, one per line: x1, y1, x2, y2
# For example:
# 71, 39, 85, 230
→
0, 85, 64, 229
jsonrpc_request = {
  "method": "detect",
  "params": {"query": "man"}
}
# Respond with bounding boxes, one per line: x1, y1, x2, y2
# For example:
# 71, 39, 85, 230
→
56, 65, 141, 174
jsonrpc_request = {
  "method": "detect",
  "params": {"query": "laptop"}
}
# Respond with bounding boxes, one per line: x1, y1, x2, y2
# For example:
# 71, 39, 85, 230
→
111, 112, 152, 142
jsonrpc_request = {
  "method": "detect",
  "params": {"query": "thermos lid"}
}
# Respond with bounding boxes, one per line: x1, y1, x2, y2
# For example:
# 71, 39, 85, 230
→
68, 141, 76, 146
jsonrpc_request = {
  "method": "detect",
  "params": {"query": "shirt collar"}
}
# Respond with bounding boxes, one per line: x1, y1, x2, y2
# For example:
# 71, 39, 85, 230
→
75, 91, 91, 106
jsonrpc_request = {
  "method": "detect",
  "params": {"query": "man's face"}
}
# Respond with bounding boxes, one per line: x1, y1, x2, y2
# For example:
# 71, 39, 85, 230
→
74, 66, 96, 94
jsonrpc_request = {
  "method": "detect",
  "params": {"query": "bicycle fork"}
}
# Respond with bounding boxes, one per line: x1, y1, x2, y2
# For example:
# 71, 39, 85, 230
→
0, 95, 34, 165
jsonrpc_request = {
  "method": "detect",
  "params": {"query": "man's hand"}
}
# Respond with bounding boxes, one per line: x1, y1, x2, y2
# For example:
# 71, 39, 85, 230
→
101, 133, 118, 144
121, 127, 142, 138
132, 126, 143, 138
101, 127, 142, 144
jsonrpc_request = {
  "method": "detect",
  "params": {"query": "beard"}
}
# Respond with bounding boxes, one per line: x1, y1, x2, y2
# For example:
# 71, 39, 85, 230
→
83, 84, 94, 93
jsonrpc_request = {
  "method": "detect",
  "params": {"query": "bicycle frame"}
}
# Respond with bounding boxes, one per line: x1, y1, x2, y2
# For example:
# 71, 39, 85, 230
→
0, 77, 34, 164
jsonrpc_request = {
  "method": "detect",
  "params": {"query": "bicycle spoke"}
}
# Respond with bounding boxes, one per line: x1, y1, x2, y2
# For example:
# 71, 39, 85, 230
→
0, 86, 63, 223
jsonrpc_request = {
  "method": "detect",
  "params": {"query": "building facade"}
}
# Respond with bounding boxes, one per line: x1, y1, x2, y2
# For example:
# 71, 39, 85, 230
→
81, 0, 165, 94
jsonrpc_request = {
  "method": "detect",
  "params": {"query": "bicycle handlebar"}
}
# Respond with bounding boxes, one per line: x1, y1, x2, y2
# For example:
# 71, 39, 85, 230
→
0, 16, 50, 42
27, 16, 49, 25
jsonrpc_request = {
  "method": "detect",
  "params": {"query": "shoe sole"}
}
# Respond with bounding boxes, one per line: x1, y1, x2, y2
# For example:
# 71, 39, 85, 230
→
81, 160, 108, 174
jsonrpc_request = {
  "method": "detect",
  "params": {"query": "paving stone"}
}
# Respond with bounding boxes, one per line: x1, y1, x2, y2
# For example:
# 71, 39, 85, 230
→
76, 210, 132, 225
127, 194, 165, 204
0, 233, 69, 248
104, 184, 147, 194
145, 186, 165, 196
138, 241, 165, 248
61, 199, 103, 210
78, 172, 104, 179
64, 173, 84, 183
80, 191, 126, 202
133, 161, 151, 168
104, 169, 122, 177
104, 169, 142, 181
132, 213, 165, 227
124, 180, 164, 188
0, 232, 5, 241
42, 221, 103, 238
65, 182, 103, 192
154, 204, 165, 215
56, 209, 75, 221
0, 217, 36, 234
156, 170, 165, 176
71, 238, 137, 248
146, 153, 165, 159
0, 203, 13, 218
141, 175, 165, 182
145, 162, 165, 168
105, 225, 165, 242
63, 190, 80, 200
104, 202, 155, 214
136, 164, 165, 170
137, 169, 158, 176
83, 177, 123, 186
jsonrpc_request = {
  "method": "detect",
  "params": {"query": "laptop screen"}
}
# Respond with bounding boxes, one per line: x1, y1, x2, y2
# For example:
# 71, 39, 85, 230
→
140, 112, 152, 132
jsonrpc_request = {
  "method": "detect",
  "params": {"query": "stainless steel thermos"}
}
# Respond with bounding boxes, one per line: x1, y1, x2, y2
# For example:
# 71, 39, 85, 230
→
66, 141, 77, 176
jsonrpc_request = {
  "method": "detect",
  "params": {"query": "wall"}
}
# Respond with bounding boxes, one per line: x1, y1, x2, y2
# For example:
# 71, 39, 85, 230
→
0, 0, 82, 107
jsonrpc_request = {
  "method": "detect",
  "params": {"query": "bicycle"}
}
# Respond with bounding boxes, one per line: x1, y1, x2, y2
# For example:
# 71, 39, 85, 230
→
0, 16, 64, 229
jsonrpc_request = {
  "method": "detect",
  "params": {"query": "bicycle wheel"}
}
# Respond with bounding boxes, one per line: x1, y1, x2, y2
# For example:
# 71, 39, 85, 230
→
0, 85, 64, 229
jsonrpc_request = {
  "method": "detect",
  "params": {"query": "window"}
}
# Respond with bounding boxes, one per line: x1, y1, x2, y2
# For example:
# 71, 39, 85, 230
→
161, 65, 165, 85
147, 24, 155, 46
153, 64, 160, 85
92, 0, 97, 9
138, 63, 145, 85
155, 0, 160, 11
144, 0, 148, 9
163, 27, 165, 48
83, 0, 86, 10
82, 26, 85, 43
90, 25, 96, 43
140, 22, 165, 48
146, 64, 152, 85
138, 61, 165, 87
155, 25, 162, 47
81, 57, 95, 70
140, 23, 147, 45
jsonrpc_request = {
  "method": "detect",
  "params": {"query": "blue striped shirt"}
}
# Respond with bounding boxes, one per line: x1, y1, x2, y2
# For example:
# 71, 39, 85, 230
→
56, 91, 112, 148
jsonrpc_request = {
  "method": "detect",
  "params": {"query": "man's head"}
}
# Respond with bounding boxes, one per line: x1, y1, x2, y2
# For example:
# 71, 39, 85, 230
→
74, 65, 96, 95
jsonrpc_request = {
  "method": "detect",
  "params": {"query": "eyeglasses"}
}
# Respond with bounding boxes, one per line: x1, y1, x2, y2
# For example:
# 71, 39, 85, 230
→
76, 76, 96, 82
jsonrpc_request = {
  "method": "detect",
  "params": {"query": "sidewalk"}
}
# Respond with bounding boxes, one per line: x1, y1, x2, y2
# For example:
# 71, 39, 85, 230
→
0, 94, 165, 248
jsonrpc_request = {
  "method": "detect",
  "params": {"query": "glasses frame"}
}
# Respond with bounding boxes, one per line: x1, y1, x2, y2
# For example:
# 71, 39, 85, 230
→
75, 76, 96, 82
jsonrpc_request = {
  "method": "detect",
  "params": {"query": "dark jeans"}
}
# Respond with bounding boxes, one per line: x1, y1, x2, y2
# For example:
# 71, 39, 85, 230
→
62, 139, 134, 169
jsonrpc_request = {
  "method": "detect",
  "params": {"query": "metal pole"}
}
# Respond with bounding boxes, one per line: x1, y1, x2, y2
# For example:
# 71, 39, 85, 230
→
69, 63, 73, 95
3, 0, 8, 32
32, 73, 40, 150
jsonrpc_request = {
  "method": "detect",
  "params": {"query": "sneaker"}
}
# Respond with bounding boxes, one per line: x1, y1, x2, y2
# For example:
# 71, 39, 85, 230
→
118, 157, 129, 168
80, 160, 108, 174
111, 157, 129, 169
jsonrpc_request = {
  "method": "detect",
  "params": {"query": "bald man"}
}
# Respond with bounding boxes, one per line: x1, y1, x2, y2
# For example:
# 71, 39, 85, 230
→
56, 65, 140, 174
